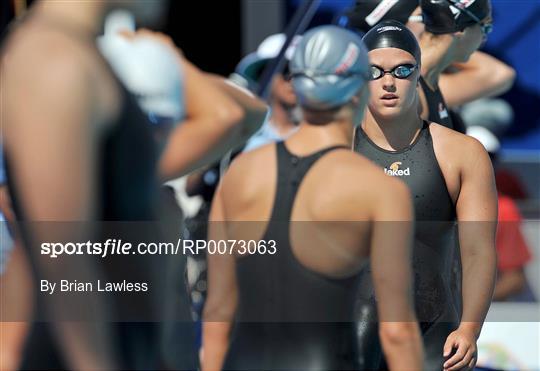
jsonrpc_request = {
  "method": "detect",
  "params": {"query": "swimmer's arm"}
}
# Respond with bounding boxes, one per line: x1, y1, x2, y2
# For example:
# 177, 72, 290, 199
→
440, 52, 516, 108
455, 138, 497, 333
370, 180, 423, 371
420, 33, 454, 87
445, 139, 497, 370
417, 33, 454, 120
0, 243, 33, 371
2, 49, 118, 370
119, 29, 265, 180
202, 185, 238, 371
159, 59, 268, 181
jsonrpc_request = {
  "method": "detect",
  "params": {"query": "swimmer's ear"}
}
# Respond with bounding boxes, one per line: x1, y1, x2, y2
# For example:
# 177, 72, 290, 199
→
453, 30, 465, 40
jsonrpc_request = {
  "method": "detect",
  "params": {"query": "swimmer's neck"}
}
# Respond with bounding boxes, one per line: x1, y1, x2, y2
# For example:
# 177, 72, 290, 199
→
286, 119, 353, 153
363, 108, 423, 151
33, 0, 106, 36
269, 100, 298, 136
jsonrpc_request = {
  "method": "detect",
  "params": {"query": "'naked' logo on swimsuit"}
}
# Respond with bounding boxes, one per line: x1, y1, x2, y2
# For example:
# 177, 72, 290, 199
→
438, 103, 449, 119
384, 161, 411, 176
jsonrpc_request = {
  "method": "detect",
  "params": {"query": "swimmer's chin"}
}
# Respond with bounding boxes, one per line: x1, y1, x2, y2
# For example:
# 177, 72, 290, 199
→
370, 107, 405, 121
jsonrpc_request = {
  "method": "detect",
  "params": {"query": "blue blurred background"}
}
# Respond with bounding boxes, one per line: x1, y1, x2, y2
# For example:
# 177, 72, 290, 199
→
287, 0, 540, 153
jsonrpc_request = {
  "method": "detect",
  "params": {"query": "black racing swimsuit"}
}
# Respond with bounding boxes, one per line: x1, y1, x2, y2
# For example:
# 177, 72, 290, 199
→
419, 76, 456, 131
224, 141, 362, 370
354, 122, 459, 370
3, 29, 196, 370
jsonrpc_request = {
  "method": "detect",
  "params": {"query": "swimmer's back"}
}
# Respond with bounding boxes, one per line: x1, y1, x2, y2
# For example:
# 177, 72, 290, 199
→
219, 139, 411, 276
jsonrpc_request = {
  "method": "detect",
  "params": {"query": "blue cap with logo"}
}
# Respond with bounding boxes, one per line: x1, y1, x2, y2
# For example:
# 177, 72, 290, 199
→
289, 25, 370, 110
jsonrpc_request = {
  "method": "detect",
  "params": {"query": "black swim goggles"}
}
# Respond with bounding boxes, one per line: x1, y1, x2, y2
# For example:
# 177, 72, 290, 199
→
369, 64, 417, 80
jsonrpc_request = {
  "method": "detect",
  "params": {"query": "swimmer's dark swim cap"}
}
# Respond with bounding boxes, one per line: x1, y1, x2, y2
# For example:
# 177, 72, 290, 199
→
422, 0, 491, 34
362, 20, 421, 63
343, 0, 420, 34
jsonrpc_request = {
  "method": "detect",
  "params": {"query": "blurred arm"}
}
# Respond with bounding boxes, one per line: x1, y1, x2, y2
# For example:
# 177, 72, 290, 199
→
419, 33, 455, 87
493, 268, 527, 301
117, 29, 268, 180
2, 45, 117, 370
0, 243, 33, 371
159, 59, 268, 180
370, 180, 423, 370
201, 185, 238, 371
440, 51, 516, 108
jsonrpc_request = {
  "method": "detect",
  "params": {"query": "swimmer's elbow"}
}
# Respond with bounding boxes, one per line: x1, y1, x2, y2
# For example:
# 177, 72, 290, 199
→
484, 62, 516, 97
214, 101, 245, 132
219, 106, 267, 150
203, 293, 237, 322
216, 101, 268, 145
212, 77, 268, 140
203, 305, 232, 323
241, 106, 269, 138
494, 64, 516, 95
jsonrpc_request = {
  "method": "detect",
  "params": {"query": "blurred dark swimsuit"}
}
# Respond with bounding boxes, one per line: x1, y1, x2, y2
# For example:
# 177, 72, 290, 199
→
3, 23, 196, 370
354, 122, 459, 370
224, 141, 362, 370
420, 76, 465, 133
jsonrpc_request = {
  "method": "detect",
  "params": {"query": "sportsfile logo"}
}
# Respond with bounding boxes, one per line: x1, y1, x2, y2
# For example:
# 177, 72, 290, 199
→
384, 161, 411, 176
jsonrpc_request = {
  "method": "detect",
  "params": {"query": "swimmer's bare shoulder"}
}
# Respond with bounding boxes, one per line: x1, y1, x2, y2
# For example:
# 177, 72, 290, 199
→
430, 121, 489, 156
219, 145, 412, 222
1, 27, 122, 221
429, 121, 491, 173
218, 143, 277, 219
2, 25, 120, 133
311, 150, 413, 222
3, 26, 93, 88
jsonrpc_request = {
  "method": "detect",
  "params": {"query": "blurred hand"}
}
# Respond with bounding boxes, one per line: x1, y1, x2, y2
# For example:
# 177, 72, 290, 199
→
443, 327, 478, 371
118, 28, 184, 59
